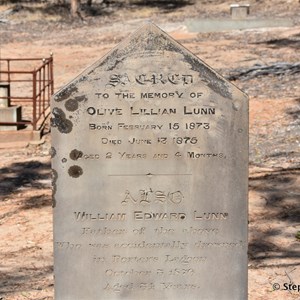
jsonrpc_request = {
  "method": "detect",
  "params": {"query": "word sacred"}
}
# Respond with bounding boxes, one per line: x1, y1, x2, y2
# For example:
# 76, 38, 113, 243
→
106, 73, 193, 87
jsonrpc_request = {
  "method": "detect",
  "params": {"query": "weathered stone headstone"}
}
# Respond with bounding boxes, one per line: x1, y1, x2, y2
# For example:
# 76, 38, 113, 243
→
0, 83, 10, 108
0, 83, 22, 131
0, 84, 21, 131
230, 4, 250, 19
51, 23, 248, 300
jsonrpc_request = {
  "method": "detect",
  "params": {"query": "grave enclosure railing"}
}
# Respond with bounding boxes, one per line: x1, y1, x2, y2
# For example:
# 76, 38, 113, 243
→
0, 56, 54, 131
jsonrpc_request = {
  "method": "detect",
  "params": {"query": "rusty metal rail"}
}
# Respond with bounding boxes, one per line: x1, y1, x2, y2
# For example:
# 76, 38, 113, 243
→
0, 56, 54, 131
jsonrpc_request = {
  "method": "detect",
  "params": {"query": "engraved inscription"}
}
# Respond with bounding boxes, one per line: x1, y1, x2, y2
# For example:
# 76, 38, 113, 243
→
134, 211, 186, 221
122, 189, 184, 205
106, 73, 194, 87
81, 227, 127, 235
74, 212, 127, 221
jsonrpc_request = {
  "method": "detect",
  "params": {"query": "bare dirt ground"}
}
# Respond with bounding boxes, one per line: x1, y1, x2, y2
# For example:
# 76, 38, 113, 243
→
0, 0, 299, 299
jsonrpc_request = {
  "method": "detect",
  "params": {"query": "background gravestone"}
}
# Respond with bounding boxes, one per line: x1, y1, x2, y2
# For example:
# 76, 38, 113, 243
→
51, 22, 248, 300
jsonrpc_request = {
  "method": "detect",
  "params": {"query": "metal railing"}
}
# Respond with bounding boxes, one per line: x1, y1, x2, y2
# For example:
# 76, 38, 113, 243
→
0, 55, 54, 131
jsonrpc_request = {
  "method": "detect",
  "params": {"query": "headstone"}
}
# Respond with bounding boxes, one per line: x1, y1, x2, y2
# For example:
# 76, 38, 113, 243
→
0, 83, 22, 131
230, 4, 250, 19
51, 22, 248, 300
0, 106, 22, 131
0, 83, 10, 108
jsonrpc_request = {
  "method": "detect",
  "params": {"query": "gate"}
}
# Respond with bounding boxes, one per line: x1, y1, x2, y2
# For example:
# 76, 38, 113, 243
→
0, 55, 54, 132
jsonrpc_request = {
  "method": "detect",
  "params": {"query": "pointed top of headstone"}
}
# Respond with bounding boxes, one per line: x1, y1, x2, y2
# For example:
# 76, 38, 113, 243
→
54, 22, 246, 104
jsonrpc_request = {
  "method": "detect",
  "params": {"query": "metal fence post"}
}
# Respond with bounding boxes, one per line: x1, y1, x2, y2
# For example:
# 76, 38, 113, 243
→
32, 70, 37, 131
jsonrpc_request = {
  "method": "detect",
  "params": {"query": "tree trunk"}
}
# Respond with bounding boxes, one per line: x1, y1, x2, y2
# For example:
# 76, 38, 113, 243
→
71, 0, 80, 18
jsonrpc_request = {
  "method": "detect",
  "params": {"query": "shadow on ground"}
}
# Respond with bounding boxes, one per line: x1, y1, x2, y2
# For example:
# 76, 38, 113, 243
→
0, 159, 53, 297
248, 166, 300, 265
129, 0, 193, 10
0, 264, 53, 296
0, 160, 52, 224
0, 160, 51, 202
253, 33, 300, 49
1, 0, 194, 20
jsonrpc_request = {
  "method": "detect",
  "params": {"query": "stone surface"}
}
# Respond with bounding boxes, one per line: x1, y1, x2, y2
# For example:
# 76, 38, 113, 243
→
51, 22, 248, 300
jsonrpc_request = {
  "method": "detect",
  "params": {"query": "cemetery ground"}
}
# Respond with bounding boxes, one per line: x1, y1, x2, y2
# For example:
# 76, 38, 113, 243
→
0, 0, 300, 299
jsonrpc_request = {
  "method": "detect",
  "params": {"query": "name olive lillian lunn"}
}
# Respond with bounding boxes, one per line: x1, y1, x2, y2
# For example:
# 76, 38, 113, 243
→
87, 106, 215, 116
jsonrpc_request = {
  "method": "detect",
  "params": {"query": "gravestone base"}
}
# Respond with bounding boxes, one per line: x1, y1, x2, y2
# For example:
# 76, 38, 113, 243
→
0, 105, 22, 131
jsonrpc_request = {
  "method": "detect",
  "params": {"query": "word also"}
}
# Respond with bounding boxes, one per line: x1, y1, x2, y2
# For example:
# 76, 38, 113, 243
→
122, 189, 184, 205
